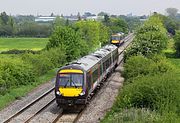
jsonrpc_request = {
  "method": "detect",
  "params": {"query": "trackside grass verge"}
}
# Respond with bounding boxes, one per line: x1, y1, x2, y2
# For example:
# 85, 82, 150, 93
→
0, 68, 58, 110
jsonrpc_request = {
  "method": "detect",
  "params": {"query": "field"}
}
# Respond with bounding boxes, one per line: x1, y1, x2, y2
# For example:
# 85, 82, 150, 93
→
0, 38, 49, 52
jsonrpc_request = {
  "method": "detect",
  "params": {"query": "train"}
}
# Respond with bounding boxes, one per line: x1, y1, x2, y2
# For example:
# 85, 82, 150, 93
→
55, 44, 119, 107
111, 32, 125, 46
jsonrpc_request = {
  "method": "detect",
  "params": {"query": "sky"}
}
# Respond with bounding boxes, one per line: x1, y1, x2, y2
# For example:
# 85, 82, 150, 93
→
0, 0, 179, 16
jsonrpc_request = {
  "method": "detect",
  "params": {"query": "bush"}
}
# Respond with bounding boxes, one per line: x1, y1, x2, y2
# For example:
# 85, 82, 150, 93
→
115, 72, 180, 115
0, 58, 36, 95
22, 47, 66, 75
123, 55, 173, 80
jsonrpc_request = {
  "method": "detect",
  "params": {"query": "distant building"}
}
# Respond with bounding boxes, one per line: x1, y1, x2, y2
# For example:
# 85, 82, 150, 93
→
86, 16, 104, 21
35, 16, 56, 22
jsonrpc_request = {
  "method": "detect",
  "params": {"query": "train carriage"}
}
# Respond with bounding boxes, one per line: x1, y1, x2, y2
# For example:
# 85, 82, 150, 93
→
55, 44, 118, 107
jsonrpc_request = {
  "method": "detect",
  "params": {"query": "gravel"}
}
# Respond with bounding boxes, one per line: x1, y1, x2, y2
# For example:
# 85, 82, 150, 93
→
0, 78, 55, 123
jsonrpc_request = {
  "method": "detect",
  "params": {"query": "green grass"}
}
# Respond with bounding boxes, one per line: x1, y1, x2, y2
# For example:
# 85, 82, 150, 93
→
0, 38, 48, 52
0, 68, 58, 110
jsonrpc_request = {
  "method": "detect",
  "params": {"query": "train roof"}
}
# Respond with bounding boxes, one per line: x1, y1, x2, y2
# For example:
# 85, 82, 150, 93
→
64, 44, 118, 71
112, 32, 125, 36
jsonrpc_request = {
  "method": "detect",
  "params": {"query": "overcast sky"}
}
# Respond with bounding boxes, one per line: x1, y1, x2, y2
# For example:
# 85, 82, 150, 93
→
0, 0, 179, 16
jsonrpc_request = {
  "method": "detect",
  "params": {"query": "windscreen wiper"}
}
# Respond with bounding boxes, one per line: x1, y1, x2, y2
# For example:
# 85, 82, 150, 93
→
64, 80, 70, 88
71, 81, 77, 88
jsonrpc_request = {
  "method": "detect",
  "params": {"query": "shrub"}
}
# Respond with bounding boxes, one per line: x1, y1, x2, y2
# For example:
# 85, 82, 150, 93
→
123, 55, 173, 80
0, 58, 36, 95
115, 72, 180, 115
22, 47, 66, 75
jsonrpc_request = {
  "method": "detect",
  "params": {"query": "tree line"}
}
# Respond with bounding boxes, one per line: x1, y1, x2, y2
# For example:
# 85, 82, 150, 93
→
0, 11, 142, 37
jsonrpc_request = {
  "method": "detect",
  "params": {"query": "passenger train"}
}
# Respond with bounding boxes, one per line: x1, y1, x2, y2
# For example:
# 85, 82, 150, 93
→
111, 32, 125, 46
55, 44, 119, 107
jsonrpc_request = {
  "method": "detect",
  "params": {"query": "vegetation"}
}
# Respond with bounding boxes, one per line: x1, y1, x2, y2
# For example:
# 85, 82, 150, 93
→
174, 30, 180, 57
103, 15, 128, 34
0, 68, 57, 110
125, 15, 168, 59
0, 38, 48, 52
102, 13, 180, 123
0, 58, 36, 95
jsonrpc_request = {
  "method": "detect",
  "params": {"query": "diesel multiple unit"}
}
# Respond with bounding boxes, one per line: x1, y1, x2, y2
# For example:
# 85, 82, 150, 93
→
111, 32, 125, 46
55, 44, 119, 107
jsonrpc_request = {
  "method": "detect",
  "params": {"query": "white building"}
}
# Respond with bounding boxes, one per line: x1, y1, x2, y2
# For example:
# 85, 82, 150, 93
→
35, 16, 56, 22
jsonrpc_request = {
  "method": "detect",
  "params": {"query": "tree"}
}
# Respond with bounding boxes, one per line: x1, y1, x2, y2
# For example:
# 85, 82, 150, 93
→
46, 26, 82, 61
125, 15, 168, 59
103, 14, 110, 26
154, 14, 178, 35
174, 31, 180, 57
53, 16, 66, 28
50, 13, 54, 17
77, 12, 81, 21
108, 18, 128, 33
98, 12, 108, 16
75, 20, 110, 51
166, 8, 178, 18
0, 12, 9, 25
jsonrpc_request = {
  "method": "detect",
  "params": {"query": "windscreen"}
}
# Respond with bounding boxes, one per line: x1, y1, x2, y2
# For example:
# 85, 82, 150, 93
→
111, 36, 120, 40
59, 73, 83, 87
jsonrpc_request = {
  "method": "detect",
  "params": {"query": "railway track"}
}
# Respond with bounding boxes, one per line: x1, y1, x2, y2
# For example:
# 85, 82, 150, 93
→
52, 34, 134, 123
3, 87, 55, 123
1, 33, 134, 123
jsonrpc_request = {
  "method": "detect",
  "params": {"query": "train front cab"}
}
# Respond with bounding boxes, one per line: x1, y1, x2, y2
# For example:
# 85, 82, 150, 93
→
55, 67, 87, 106
111, 34, 124, 46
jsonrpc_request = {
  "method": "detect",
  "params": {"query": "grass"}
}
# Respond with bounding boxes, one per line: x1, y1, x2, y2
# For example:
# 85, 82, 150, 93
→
0, 68, 58, 110
0, 38, 48, 52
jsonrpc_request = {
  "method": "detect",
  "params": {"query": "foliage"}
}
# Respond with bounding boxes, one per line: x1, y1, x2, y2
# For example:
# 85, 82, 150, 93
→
155, 13, 178, 35
122, 16, 141, 32
16, 21, 51, 37
0, 68, 58, 110
125, 15, 168, 58
75, 20, 110, 51
46, 26, 83, 62
174, 30, 180, 57
52, 16, 66, 29
166, 8, 179, 18
0, 58, 36, 95
123, 55, 174, 81
109, 18, 128, 34
22, 47, 66, 75
115, 71, 180, 115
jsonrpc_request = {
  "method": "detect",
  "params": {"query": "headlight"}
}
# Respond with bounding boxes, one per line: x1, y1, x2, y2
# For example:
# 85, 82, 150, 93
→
79, 91, 85, 96
56, 91, 61, 95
